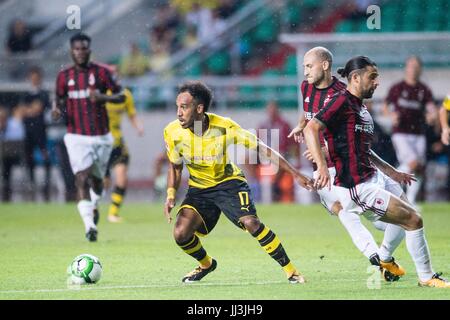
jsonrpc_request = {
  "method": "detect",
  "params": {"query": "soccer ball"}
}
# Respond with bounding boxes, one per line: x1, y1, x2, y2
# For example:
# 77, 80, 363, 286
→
68, 254, 102, 285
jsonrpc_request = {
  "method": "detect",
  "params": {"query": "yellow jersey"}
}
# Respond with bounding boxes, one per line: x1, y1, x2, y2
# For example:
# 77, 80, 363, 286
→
106, 88, 136, 147
163, 113, 258, 189
444, 94, 450, 111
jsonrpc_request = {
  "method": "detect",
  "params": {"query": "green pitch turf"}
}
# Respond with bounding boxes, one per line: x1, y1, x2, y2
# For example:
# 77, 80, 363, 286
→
0, 203, 449, 300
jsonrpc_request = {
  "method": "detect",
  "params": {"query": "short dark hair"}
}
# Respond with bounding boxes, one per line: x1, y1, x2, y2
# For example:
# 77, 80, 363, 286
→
70, 33, 91, 46
178, 81, 213, 112
337, 56, 377, 80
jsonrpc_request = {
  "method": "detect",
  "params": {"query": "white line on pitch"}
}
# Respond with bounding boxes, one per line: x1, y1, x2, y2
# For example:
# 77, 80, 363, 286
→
0, 280, 287, 294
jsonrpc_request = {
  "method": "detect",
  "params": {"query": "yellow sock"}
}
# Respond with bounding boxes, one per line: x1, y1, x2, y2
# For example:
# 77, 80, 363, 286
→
282, 262, 298, 278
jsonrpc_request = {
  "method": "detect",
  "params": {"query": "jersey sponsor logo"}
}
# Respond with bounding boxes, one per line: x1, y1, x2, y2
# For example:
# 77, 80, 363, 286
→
304, 111, 315, 120
323, 96, 331, 105
355, 124, 374, 134
397, 98, 421, 110
68, 88, 90, 99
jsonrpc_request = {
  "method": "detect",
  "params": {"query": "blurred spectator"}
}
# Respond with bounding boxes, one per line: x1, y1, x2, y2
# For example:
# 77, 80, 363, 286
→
216, 0, 239, 19
119, 43, 150, 77
6, 19, 33, 54
150, 3, 180, 53
23, 67, 51, 201
1, 104, 26, 202
182, 24, 199, 49
148, 43, 170, 73
257, 101, 299, 202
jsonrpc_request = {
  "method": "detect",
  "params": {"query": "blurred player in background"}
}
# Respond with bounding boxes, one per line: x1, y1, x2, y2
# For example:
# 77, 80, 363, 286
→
288, 47, 409, 280
53, 33, 124, 241
104, 66, 144, 223
164, 81, 314, 284
383, 56, 439, 205
439, 93, 450, 199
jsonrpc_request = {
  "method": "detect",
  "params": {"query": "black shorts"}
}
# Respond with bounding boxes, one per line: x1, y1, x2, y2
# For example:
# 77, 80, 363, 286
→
105, 145, 129, 177
178, 179, 257, 236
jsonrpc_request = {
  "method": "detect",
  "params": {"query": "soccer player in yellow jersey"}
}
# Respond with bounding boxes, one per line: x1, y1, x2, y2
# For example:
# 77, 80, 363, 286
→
163, 81, 314, 283
439, 93, 450, 200
105, 86, 144, 222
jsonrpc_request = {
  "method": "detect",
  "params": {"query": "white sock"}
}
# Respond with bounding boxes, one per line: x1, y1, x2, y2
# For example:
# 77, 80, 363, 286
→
338, 210, 379, 259
371, 220, 387, 231
378, 223, 405, 261
405, 227, 434, 282
77, 200, 96, 233
89, 188, 102, 209
406, 176, 422, 205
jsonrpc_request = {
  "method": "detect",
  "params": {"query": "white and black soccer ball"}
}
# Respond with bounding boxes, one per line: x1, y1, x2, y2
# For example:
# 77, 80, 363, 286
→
68, 254, 102, 285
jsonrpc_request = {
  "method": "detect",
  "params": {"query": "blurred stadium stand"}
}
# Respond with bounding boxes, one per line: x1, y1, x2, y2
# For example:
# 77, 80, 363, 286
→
0, 0, 449, 202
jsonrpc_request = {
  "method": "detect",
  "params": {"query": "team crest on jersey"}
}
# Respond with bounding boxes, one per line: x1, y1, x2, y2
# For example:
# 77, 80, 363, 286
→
68, 79, 75, 86
374, 198, 385, 209
89, 73, 95, 85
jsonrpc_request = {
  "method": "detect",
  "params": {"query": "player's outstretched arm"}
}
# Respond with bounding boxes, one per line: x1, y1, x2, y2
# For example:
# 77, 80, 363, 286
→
164, 161, 183, 223
90, 90, 126, 104
129, 114, 144, 136
287, 116, 306, 143
369, 149, 416, 186
303, 118, 330, 190
257, 140, 314, 191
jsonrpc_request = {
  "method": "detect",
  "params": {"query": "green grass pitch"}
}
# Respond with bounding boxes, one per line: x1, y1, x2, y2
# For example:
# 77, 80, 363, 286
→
0, 202, 449, 300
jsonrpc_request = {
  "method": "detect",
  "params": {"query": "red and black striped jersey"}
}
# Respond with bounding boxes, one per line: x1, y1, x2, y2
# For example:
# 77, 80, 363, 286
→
385, 80, 434, 135
314, 89, 376, 188
301, 76, 346, 169
55, 62, 121, 136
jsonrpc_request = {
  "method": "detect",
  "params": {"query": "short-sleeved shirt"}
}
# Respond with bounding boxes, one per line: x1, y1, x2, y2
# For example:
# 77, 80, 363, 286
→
385, 80, 434, 135
106, 88, 136, 147
301, 77, 346, 168
163, 113, 258, 189
315, 89, 376, 188
55, 62, 121, 136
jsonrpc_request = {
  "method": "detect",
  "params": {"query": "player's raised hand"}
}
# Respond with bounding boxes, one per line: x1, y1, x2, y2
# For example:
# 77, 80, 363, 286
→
164, 198, 175, 223
294, 172, 315, 191
390, 170, 417, 186
303, 149, 314, 162
51, 101, 61, 120
288, 125, 305, 143
315, 165, 331, 190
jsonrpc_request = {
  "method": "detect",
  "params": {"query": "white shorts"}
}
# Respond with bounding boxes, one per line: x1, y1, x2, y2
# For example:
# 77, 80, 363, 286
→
64, 133, 113, 178
333, 169, 404, 222
314, 167, 340, 215
391, 133, 426, 167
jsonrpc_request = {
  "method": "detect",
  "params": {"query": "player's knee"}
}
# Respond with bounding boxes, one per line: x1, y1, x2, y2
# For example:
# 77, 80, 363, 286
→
75, 171, 89, 188
330, 201, 343, 216
240, 216, 261, 234
407, 212, 423, 230
173, 225, 194, 244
